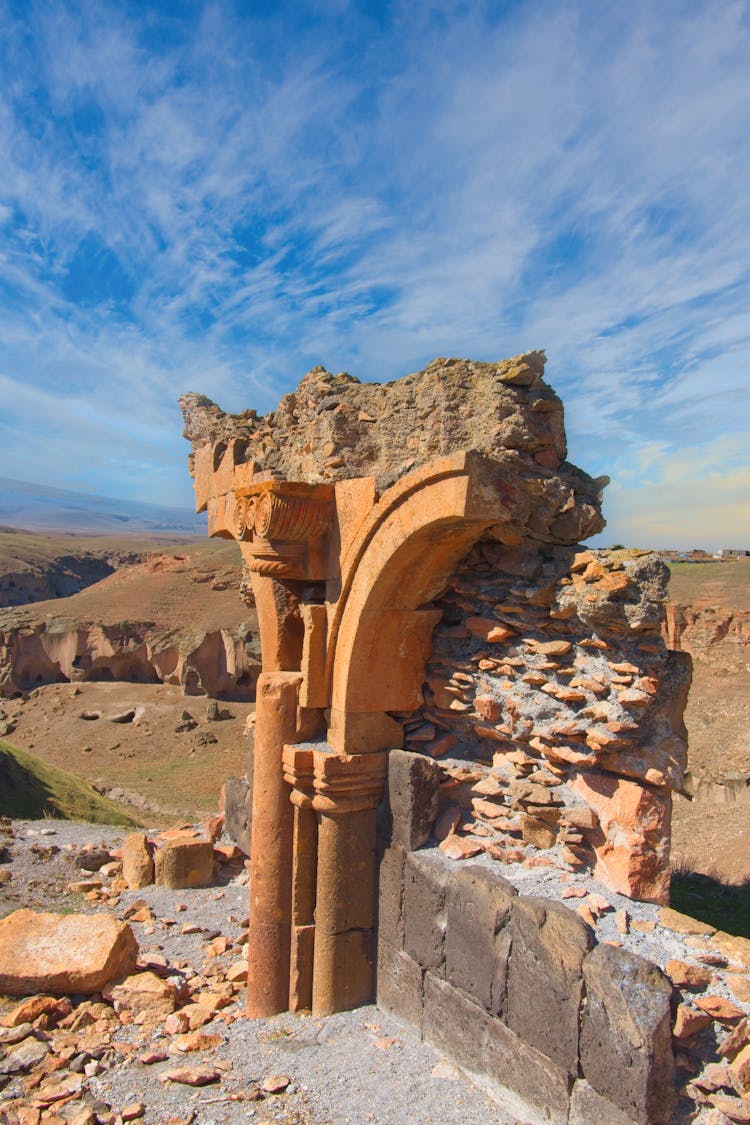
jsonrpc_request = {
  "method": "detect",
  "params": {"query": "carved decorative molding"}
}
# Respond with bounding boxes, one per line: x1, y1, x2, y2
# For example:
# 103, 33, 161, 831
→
283, 745, 315, 810
283, 743, 387, 815
233, 481, 335, 580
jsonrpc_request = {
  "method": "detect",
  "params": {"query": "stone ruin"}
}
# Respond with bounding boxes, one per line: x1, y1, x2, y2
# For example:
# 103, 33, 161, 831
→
180, 352, 692, 1124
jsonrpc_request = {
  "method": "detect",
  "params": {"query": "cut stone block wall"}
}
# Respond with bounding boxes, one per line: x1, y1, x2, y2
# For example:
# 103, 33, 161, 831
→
377, 750, 676, 1125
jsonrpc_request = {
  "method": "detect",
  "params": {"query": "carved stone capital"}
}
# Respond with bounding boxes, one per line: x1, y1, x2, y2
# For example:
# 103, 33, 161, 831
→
234, 481, 334, 579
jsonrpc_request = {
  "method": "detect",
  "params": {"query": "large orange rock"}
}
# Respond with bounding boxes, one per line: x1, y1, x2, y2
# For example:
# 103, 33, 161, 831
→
569, 772, 671, 904
0, 910, 138, 996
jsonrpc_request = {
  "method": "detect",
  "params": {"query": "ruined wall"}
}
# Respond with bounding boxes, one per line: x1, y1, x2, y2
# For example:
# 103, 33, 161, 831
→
396, 539, 691, 903
180, 348, 692, 1106
378, 751, 676, 1125
180, 351, 593, 490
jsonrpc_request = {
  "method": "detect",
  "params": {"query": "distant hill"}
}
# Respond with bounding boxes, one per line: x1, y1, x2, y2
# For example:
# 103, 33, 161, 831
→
0, 477, 203, 534
0, 738, 141, 825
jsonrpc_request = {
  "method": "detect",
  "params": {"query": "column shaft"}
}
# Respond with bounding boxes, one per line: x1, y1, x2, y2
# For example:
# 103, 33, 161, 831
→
312, 808, 378, 1016
246, 671, 302, 1018
289, 804, 318, 1012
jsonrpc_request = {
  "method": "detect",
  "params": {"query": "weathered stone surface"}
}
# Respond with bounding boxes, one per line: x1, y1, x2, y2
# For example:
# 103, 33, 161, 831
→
438, 834, 485, 860
580, 943, 674, 1124
696, 994, 745, 1022
154, 837, 214, 889
182, 345, 689, 1055
569, 771, 671, 903
0, 909, 138, 996
312, 927, 375, 1015
376, 945, 424, 1033
659, 905, 715, 936
221, 774, 252, 857
377, 844, 405, 953
402, 852, 450, 973
444, 865, 515, 1014
103, 970, 177, 1023
159, 1066, 220, 1086
485, 1016, 571, 1125
422, 971, 490, 1075
665, 958, 713, 990
181, 353, 600, 502
713, 931, 750, 970
569, 1079, 640, 1125
386, 749, 441, 851
0, 1034, 49, 1074
0, 994, 69, 1027
122, 833, 154, 890
506, 896, 593, 1073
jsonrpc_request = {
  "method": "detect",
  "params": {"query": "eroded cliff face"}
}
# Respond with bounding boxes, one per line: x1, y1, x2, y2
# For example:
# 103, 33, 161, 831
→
0, 551, 260, 700
0, 617, 259, 699
665, 603, 750, 662
0, 551, 145, 609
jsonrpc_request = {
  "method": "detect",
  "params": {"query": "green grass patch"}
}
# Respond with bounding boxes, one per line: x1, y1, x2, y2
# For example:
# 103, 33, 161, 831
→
0, 738, 141, 827
670, 870, 750, 939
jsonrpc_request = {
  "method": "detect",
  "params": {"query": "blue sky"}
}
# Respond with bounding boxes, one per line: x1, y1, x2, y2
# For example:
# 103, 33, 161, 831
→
0, 0, 748, 548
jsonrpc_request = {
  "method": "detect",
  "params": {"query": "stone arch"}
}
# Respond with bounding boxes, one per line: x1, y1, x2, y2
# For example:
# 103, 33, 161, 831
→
326, 452, 511, 749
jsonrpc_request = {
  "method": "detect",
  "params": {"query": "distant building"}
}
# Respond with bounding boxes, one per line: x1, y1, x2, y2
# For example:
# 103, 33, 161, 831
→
716, 548, 750, 558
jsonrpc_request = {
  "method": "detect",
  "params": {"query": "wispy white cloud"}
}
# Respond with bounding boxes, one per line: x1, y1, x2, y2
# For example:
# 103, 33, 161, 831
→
0, 0, 747, 546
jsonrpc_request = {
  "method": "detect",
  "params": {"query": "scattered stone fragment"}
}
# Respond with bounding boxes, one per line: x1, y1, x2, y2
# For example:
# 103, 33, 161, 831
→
122, 834, 154, 890
438, 834, 484, 860
659, 906, 715, 936
673, 1003, 713, 1040
0, 994, 70, 1027
666, 959, 713, 990
137, 1048, 169, 1065
0, 1035, 49, 1074
155, 838, 214, 889
103, 970, 177, 1022
169, 1031, 223, 1053
614, 909, 630, 935
262, 1073, 291, 1093
709, 1095, 750, 1123
714, 933, 750, 971
696, 996, 746, 1023
727, 976, 750, 1005
159, 1066, 221, 1086
0, 1021, 34, 1045
719, 1020, 750, 1060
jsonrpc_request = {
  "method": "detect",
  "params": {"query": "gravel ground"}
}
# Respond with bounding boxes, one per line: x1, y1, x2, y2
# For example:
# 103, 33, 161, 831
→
0, 820, 513, 1125
3, 819, 750, 1124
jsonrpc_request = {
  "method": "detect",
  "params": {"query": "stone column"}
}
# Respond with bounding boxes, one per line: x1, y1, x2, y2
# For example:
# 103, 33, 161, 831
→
283, 746, 318, 1012
308, 748, 388, 1017
246, 671, 303, 1018
312, 808, 379, 1016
